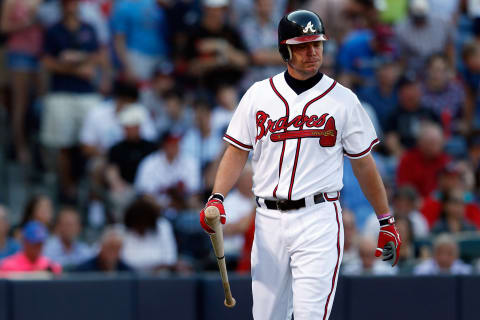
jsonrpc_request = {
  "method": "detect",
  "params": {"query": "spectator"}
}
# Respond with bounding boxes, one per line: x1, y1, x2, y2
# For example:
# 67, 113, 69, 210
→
0, 205, 21, 260
363, 186, 429, 239
431, 189, 477, 234
421, 53, 467, 154
75, 227, 133, 273
18, 194, 54, 231
0, 0, 44, 164
43, 207, 92, 268
395, 217, 417, 274
135, 131, 201, 212
222, 166, 255, 267
396, 122, 450, 198
121, 197, 177, 273
80, 80, 156, 159
184, 0, 248, 91
239, 0, 284, 90
40, 0, 102, 202
460, 41, 480, 131
341, 236, 397, 275
106, 104, 157, 220
384, 75, 440, 156
111, 0, 169, 81
394, 0, 455, 74
148, 89, 193, 137
421, 163, 480, 228
340, 209, 360, 269
181, 98, 223, 170
211, 85, 237, 137
358, 60, 400, 130
0, 221, 62, 275
337, 25, 395, 88
414, 233, 472, 275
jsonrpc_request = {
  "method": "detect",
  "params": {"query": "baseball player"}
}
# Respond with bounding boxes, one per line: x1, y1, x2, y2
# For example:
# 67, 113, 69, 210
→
200, 9, 401, 320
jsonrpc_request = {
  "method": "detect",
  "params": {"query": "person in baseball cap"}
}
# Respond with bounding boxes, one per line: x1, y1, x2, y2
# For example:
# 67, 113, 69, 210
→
0, 221, 62, 275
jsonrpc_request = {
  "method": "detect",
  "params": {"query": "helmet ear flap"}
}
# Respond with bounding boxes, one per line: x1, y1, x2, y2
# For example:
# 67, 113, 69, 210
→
279, 44, 290, 61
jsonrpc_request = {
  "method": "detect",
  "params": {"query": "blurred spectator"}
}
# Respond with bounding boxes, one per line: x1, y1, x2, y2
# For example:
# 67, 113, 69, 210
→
305, 0, 349, 42
421, 53, 466, 140
421, 162, 480, 228
337, 25, 395, 88
40, 0, 102, 202
75, 227, 133, 273
414, 233, 472, 275
358, 60, 400, 130
36, 0, 113, 93
363, 186, 429, 239
461, 41, 480, 131
222, 166, 255, 267
184, 0, 248, 92
121, 197, 177, 273
135, 131, 201, 212
43, 207, 92, 268
0, 205, 21, 260
181, 98, 223, 169
148, 89, 193, 137
395, 217, 417, 273
340, 209, 360, 268
0, 221, 61, 275
341, 236, 397, 275
384, 75, 440, 156
80, 80, 156, 159
17, 194, 54, 234
431, 189, 477, 234
111, 0, 169, 81
239, 0, 284, 90
394, 0, 455, 74
1, 0, 44, 164
211, 85, 237, 136
105, 105, 157, 220
396, 122, 450, 198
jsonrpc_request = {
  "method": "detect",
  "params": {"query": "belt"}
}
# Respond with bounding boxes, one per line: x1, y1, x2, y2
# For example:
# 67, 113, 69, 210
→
256, 192, 339, 211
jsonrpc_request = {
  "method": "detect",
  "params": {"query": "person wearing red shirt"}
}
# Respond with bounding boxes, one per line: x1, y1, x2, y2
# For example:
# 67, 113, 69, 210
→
396, 122, 450, 198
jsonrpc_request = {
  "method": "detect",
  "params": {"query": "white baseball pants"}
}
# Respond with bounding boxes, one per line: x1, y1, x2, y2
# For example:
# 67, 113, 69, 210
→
251, 200, 344, 320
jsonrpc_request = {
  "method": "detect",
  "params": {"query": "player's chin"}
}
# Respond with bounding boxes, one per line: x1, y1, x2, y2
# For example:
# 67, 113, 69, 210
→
303, 62, 321, 73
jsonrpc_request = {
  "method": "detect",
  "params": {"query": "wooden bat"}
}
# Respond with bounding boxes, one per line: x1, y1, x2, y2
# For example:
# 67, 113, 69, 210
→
205, 206, 237, 308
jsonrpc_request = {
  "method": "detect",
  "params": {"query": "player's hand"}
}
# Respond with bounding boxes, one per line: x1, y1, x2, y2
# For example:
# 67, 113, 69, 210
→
375, 215, 401, 267
200, 194, 226, 234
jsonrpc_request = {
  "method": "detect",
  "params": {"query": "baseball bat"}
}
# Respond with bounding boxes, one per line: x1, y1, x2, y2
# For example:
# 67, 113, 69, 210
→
205, 206, 237, 308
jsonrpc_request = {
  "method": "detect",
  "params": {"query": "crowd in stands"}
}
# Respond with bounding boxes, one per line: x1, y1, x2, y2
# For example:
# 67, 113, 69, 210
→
1, 0, 480, 277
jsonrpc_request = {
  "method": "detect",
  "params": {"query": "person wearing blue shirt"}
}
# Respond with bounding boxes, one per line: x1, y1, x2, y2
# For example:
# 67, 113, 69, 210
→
111, 0, 169, 81
40, 0, 102, 203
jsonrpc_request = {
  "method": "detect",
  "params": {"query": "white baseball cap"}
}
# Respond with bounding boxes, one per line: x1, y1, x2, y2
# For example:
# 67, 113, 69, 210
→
203, 0, 229, 8
410, 0, 429, 16
118, 103, 147, 127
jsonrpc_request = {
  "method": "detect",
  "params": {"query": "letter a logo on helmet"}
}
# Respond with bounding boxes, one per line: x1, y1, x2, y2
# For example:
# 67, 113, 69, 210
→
278, 10, 327, 61
303, 21, 316, 33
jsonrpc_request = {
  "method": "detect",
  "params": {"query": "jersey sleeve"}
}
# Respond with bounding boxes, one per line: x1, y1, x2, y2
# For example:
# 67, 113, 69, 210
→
223, 84, 256, 151
342, 94, 379, 159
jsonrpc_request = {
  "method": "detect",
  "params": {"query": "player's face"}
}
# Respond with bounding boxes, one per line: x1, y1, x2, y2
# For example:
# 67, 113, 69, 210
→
288, 41, 323, 79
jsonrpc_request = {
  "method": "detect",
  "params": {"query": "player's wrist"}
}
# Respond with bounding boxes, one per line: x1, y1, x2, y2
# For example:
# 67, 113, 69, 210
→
377, 213, 395, 227
208, 193, 225, 203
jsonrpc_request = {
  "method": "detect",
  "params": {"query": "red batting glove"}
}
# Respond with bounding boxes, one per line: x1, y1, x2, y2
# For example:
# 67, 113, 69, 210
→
200, 194, 226, 234
375, 215, 401, 267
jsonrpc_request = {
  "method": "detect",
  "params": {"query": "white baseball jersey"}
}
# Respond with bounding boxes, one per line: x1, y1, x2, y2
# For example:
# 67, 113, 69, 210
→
224, 72, 378, 200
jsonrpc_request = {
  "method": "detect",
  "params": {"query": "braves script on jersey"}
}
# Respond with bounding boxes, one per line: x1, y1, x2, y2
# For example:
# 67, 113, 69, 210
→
224, 72, 379, 200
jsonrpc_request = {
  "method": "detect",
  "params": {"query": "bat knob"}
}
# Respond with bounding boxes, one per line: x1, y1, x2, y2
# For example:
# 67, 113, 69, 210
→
224, 297, 236, 308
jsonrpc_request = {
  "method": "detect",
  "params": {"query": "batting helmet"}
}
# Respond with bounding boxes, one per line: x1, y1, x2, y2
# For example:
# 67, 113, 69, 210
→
278, 10, 328, 61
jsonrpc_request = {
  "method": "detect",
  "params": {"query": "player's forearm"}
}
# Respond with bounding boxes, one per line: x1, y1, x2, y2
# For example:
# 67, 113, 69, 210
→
212, 145, 249, 197
350, 154, 390, 216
